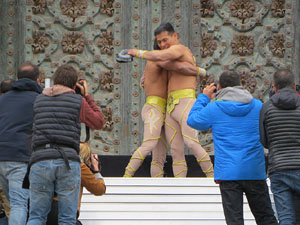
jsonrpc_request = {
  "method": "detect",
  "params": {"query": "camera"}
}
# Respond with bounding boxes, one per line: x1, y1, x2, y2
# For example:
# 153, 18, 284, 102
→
75, 80, 84, 95
213, 83, 217, 93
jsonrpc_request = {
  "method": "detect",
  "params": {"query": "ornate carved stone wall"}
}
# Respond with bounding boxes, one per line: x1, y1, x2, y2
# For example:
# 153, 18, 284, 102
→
197, 0, 297, 153
0, 0, 299, 156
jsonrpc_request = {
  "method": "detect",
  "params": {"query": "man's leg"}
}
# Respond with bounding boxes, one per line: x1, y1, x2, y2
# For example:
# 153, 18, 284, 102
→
27, 160, 55, 225
56, 159, 80, 225
170, 98, 214, 177
270, 171, 296, 225
124, 104, 164, 177
0, 162, 29, 225
165, 112, 187, 177
243, 180, 278, 225
219, 181, 244, 225
151, 128, 167, 177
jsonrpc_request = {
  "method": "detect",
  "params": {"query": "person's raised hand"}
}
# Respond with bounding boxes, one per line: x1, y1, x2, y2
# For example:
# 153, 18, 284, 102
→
91, 153, 99, 172
76, 79, 88, 97
128, 49, 138, 57
203, 83, 217, 100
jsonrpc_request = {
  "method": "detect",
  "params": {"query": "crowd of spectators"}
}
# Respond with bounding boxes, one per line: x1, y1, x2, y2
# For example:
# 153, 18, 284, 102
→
0, 63, 105, 225
0, 60, 299, 225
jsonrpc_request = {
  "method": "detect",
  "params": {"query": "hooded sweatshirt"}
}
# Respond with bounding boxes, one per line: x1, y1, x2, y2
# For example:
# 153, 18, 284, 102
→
0, 78, 42, 162
260, 88, 300, 174
187, 86, 266, 181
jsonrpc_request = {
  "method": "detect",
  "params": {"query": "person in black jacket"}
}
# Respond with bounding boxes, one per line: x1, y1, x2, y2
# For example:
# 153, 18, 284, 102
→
0, 62, 42, 225
27, 64, 104, 225
260, 68, 300, 225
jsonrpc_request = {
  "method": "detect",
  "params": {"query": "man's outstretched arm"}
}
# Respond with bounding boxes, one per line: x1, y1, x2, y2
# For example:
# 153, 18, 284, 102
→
128, 45, 184, 61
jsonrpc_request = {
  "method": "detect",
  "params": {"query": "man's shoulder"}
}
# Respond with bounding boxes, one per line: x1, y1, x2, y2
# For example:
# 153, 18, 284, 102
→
170, 44, 188, 51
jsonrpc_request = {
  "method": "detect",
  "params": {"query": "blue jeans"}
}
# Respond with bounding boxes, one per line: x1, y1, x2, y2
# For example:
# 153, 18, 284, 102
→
270, 170, 300, 225
219, 180, 278, 225
0, 161, 29, 225
0, 215, 8, 225
27, 159, 80, 225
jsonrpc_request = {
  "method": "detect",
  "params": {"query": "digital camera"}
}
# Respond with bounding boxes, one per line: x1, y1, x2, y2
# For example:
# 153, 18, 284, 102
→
75, 80, 84, 95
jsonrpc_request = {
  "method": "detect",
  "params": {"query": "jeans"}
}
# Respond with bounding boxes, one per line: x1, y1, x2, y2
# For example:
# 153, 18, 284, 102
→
0, 161, 29, 225
0, 216, 8, 225
219, 180, 278, 225
269, 170, 300, 225
27, 159, 80, 225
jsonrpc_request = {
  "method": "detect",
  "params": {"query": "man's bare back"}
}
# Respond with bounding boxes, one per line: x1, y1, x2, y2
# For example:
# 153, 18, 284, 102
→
143, 61, 168, 99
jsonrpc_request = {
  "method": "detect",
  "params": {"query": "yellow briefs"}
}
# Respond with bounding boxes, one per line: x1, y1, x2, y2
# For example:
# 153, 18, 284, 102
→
167, 89, 196, 114
145, 96, 167, 114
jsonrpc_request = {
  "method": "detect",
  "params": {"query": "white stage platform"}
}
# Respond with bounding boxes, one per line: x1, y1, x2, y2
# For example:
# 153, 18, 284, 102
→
79, 178, 274, 225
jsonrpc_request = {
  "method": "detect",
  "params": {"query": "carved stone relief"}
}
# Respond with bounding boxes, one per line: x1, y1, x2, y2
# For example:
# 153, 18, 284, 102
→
231, 34, 254, 56
60, 0, 88, 21
25, 0, 122, 155
32, 30, 49, 54
100, 0, 115, 17
229, 0, 256, 23
200, 32, 217, 58
271, 0, 286, 18
268, 33, 285, 58
198, 0, 294, 153
200, 0, 214, 18
32, 0, 46, 14
61, 32, 85, 54
21, 0, 296, 156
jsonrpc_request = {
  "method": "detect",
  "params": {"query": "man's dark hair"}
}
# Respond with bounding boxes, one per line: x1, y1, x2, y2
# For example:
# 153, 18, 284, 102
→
154, 23, 175, 36
219, 71, 241, 88
17, 62, 39, 81
273, 69, 295, 90
53, 64, 78, 88
0, 79, 15, 94
153, 38, 160, 50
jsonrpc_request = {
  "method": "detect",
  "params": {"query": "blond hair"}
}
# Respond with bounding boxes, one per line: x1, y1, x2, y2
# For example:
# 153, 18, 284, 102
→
79, 142, 91, 163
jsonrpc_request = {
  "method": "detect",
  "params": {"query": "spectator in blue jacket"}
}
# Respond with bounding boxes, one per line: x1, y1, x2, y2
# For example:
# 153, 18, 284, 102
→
0, 62, 42, 225
187, 71, 278, 225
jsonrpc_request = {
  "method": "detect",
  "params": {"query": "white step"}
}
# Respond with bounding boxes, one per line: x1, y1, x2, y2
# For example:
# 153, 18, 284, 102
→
79, 178, 274, 225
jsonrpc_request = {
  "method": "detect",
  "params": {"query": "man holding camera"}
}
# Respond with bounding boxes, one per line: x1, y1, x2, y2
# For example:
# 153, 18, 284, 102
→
26, 64, 104, 225
260, 69, 300, 225
187, 71, 278, 225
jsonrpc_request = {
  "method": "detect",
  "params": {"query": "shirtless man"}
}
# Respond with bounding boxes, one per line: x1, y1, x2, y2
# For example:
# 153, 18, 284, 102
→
128, 23, 213, 177
124, 40, 202, 177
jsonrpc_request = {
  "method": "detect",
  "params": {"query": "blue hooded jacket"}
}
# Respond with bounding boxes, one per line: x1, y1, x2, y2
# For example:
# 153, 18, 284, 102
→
0, 78, 43, 162
187, 87, 266, 181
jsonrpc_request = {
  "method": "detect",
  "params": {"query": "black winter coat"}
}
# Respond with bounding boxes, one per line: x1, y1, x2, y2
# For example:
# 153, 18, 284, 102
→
0, 78, 42, 162
259, 88, 300, 174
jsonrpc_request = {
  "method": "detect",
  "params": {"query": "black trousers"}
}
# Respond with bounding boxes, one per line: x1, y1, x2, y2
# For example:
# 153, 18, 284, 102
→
219, 180, 278, 225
